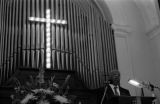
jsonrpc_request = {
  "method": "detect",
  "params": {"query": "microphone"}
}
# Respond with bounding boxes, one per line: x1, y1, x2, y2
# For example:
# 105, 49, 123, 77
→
148, 82, 159, 91
143, 82, 159, 91
149, 83, 154, 91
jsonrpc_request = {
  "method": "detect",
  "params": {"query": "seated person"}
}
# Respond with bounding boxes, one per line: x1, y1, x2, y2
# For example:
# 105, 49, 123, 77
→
98, 70, 130, 104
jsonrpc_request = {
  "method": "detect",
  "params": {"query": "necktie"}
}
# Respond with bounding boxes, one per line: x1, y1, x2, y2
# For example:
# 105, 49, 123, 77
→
114, 86, 119, 96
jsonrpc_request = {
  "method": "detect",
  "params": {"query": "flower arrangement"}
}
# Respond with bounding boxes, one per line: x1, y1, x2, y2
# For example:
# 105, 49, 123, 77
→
11, 68, 75, 104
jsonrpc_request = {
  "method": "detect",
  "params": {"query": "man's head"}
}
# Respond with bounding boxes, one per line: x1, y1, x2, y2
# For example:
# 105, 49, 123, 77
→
108, 70, 120, 86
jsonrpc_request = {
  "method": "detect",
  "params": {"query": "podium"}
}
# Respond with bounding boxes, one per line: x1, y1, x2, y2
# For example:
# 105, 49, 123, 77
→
109, 96, 155, 104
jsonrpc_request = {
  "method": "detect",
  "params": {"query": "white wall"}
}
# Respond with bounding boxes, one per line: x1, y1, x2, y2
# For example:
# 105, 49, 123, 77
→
148, 27, 160, 102
96, 0, 160, 97
114, 29, 136, 96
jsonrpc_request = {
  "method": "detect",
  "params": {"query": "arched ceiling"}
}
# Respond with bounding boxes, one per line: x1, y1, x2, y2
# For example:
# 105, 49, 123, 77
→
94, 0, 160, 34
133, 0, 160, 33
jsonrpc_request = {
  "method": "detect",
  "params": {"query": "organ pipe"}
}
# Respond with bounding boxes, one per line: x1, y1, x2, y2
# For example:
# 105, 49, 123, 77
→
0, 0, 117, 89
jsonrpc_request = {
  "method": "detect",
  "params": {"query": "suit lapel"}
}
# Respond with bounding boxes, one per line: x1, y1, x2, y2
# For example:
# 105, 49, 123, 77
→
119, 87, 126, 96
107, 85, 115, 96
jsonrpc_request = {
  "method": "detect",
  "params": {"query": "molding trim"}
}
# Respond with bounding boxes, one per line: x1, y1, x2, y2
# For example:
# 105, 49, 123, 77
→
146, 25, 160, 39
93, 0, 113, 23
112, 24, 132, 38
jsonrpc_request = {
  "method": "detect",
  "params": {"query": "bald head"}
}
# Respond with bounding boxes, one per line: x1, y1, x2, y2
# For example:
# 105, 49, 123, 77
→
108, 70, 120, 86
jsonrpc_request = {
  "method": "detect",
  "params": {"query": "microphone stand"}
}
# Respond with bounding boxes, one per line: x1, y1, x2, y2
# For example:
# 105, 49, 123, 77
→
100, 82, 109, 104
149, 83, 160, 91
146, 83, 160, 103
141, 88, 144, 97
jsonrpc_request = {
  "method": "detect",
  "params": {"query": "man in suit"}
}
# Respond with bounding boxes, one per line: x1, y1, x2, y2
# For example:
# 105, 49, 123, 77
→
99, 70, 130, 104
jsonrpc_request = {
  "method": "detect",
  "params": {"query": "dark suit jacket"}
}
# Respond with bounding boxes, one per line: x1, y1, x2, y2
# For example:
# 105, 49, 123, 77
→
96, 85, 130, 104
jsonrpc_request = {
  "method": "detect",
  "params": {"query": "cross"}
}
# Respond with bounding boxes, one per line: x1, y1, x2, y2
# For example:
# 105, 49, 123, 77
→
28, 9, 67, 68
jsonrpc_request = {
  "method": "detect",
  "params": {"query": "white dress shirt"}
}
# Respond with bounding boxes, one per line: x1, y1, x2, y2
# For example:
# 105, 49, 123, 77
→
109, 84, 120, 96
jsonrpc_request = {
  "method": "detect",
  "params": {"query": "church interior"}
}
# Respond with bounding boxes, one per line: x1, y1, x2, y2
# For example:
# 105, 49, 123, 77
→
1, 0, 160, 104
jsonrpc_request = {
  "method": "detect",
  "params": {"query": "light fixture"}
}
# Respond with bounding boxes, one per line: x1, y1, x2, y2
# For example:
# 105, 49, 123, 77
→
128, 79, 145, 96
56, 20, 61, 24
40, 18, 46, 22
35, 18, 40, 21
28, 9, 67, 69
28, 17, 35, 21
46, 63, 51, 68
128, 79, 143, 88
61, 20, 67, 24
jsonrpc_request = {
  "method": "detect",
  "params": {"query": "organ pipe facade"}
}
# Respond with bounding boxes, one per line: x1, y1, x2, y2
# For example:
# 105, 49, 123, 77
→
0, 0, 118, 89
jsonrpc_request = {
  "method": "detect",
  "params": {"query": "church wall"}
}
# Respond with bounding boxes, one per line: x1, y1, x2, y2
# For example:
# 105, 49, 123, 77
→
101, 0, 158, 97
148, 26, 160, 102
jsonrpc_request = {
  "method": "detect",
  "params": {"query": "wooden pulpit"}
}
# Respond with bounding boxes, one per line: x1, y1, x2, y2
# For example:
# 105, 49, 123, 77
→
109, 96, 155, 104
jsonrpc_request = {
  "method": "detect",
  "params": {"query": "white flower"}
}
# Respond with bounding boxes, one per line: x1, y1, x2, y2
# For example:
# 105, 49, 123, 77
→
32, 88, 54, 95
13, 74, 72, 104
38, 100, 50, 104
32, 89, 41, 93
53, 82, 59, 88
20, 94, 36, 104
54, 95, 70, 103
43, 89, 54, 94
